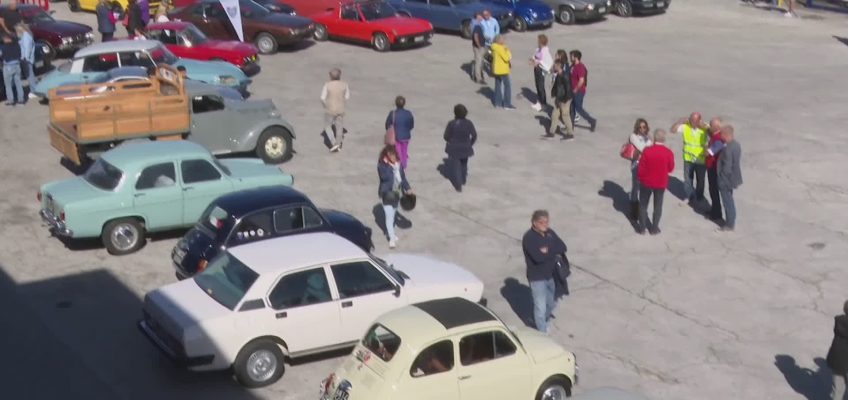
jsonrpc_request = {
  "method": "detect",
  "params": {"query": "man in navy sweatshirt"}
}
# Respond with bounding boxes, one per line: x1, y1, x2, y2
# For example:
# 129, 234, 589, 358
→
1, 33, 24, 105
522, 210, 567, 333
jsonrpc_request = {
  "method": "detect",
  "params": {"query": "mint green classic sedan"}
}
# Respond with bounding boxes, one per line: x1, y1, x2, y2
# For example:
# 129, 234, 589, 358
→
38, 141, 294, 255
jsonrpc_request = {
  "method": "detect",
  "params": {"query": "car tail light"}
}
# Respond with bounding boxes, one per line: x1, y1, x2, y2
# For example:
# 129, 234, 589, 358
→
197, 259, 208, 272
36, 191, 42, 202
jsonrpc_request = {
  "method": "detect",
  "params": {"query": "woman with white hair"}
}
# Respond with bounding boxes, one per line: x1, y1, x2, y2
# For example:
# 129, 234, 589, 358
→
15, 23, 35, 89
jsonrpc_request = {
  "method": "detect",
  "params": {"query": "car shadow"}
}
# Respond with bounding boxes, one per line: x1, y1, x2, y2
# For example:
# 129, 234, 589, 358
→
598, 179, 639, 230
276, 40, 316, 53
574, 16, 609, 25
834, 36, 848, 47
774, 354, 833, 400
500, 277, 535, 328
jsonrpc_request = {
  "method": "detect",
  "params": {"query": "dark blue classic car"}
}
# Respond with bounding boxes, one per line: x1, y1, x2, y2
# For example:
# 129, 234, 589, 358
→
171, 185, 373, 279
389, 0, 513, 38
482, 0, 553, 31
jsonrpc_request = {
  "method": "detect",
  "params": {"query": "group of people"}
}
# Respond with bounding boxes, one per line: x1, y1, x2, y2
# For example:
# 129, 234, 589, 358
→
94, 0, 172, 42
0, 0, 36, 106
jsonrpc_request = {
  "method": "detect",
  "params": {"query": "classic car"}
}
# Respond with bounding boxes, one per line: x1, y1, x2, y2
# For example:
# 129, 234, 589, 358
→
38, 140, 294, 255
611, 0, 669, 17
172, 185, 374, 280
481, 0, 554, 31
388, 0, 512, 38
9, 4, 94, 58
68, 0, 161, 13
319, 297, 578, 400
540, 0, 611, 24
252, 0, 298, 14
146, 21, 261, 76
169, 0, 315, 54
33, 40, 251, 98
139, 232, 483, 387
311, 0, 434, 52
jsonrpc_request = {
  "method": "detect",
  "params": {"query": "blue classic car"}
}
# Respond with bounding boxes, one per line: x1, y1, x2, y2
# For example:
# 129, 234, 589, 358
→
389, 0, 513, 39
33, 40, 251, 98
482, 0, 553, 31
172, 185, 373, 279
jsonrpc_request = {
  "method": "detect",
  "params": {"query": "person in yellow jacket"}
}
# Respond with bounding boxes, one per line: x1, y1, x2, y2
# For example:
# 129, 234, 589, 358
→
671, 112, 709, 204
490, 35, 515, 110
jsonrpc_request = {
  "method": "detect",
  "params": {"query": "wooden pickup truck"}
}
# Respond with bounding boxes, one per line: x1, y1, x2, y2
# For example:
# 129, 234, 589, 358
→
48, 65, 191, 165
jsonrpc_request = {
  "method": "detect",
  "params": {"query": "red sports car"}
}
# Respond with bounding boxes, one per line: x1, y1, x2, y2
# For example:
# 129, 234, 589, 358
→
311, 0, 434, 52
145, 21, 261, 76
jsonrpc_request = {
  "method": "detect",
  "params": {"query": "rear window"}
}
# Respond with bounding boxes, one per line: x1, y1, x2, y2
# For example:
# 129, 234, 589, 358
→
83, 158, 123, 190
362, 324, 401, 362
196, 204, 230, 239
194, 253, 258, 310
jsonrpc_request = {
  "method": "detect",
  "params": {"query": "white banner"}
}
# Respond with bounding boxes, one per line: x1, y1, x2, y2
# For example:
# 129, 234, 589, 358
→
219, 0, 244, 42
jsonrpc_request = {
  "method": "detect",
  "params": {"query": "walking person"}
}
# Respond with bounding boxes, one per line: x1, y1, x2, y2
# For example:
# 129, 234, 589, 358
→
522, 210, 567, 334
827, 300, 848, 400
470, 12, 485, 84
377, 145, 413, 249
385, 95, 414, 169
96, 0, 116, 42
628, 118, 652, 220
320, 68, 350, 152
1, 33, 24, 106
717, 125, 742, 232
125, 0, 144, 38
672, 112, 708, 206
529, 34, 552, 112
546, 61, 573, 140
491, 35, 514, 110
443, 104, 477, 192
705, 118, 724, 221
569, 50, 596, 132
15, 23, 34, 90
480, 10, 499, 46
636, 129, 674, 235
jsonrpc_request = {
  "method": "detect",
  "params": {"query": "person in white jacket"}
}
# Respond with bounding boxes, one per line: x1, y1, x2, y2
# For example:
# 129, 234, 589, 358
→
530, 34, 553, 112
628, 118, 652, 220
15, 23, 35, 88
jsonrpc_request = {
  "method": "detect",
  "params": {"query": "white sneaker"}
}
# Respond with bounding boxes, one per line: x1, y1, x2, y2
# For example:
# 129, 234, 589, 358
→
330, 143, 341, 152
574, 115, 582, 122
28, 93, 37, 99
784, 11, 796, 17
531, 102, 542, 112
388, 239, 397, 249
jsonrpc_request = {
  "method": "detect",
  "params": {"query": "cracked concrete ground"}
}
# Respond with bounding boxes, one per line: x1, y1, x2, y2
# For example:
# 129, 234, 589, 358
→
1, 0, 847, 398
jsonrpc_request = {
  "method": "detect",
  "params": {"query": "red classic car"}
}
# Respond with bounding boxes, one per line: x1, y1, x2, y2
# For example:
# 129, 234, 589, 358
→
311, 0, 433, 51
145, 21, 261, 76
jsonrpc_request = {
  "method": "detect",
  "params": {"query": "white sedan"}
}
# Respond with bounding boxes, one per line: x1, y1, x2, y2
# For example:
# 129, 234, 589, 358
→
139, 232, 484, 388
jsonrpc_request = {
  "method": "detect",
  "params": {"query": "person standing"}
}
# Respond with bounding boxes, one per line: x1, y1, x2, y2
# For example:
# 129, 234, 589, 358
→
547, 61, 573, 140
377, 145, 412, 249
480, 10, 499, 46
636, 129, 674, 235
15, 24, 34, 88
717, 125, 742, 232
705, 118, 724, 221
154, 0, 172, 22
785, 0, 796, 17
443, 104, 477, 192
470, 12, 485, 84
529, 34, 553, 112
628, 118, 652, 220
139, 0, 151, 26
1, 33, 24, 105
125, 0, 144, 38
96, 0, 116, 42
385, 95, 414, 169
0, 0, 21, 35
672, 112, 708, 206
320, 68, 350, 152
569, 50, 597, 132
522, 210, 567, 333
491, 35, 514, 110
827, 301, 848, 400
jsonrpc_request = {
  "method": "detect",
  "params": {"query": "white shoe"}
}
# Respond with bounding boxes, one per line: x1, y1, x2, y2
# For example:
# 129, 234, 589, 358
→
531, 102, 542, 112
784, 11, 796, 17
388, 239, 397, 249
330, 143, 341, 152
28, 93, 37, 99
574, 115, 582, 122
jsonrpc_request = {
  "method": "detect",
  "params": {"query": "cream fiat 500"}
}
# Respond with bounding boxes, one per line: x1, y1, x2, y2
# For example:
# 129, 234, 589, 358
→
319, 297, 578, 400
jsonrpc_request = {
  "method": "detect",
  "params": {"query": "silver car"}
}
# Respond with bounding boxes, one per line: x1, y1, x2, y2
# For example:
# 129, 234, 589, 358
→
540, 0, 612, 24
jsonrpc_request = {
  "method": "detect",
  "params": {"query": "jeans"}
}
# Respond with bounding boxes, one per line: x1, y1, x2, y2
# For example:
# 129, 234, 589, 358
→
494, 74, 512, 108
683, 161, 706, 201
832, 372, 847, 400
471, 46, 485, 81
395, 140, 410, 169
449, 156, 468, 188
707, 167, 722, 219
324, 113, 344, 146
22, 60, 36, 85
101, 31, 114, 42
630, 162, 640, 202
530, 278, 557, 333
533, 66, 547, 106
719, 188, 736, 229
382, 204, 397, 241
3, 63, 24, 104
570, 92, 596, 126
638, 186, 665, 231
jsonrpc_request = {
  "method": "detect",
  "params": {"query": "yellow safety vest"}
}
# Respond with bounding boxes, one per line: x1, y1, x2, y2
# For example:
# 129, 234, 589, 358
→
682, 124, 707, 163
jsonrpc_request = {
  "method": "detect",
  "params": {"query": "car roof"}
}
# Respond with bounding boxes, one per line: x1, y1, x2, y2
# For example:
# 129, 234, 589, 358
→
75, 40, 160, 58
100, 141, 210, 168
414, 297, 496, 329
212, 186, 313, 218
147, 21, 192, 30
228, 232, 366, 275
375, 298, 502, 349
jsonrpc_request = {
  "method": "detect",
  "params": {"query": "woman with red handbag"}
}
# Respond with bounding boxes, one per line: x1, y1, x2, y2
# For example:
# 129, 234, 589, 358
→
626, 118, 652, 220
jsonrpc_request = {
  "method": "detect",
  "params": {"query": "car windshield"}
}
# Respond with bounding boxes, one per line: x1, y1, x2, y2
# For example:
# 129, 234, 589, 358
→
83, 158, 123, 190
362, 324, 402, 362
359, 2, 397, 20
240, 0, 271, 18
183, 25, 208, 44
194, 253, 259, 310
148, 45, 179, 65
369, 254, 406, 286
21, 8, 54, 23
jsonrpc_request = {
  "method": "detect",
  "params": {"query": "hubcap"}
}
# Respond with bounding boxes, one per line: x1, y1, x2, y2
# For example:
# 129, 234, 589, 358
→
541, 385, 568, 400
316, 26, 326, 39
560, 10, 572, 21
246, 349, 277, 382
111, 223, 138, 251
264, 135, 285, 159
376, 36, 387, 49
259, 37, 273, 52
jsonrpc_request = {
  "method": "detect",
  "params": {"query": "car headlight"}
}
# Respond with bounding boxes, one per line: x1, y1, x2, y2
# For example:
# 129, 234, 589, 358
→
85, 31, 94, 39
218, 75, 237, 86
586, 4, 594, 10
61, 37, 73, 44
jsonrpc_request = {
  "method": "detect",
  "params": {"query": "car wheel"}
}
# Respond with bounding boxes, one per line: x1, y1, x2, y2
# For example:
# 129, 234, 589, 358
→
513, 16, 528, 32
535, 376, 573, 400
254, 33, 278, 55
372, 32, 390, 52
69, 0, 81, 12
313, 24, 328, 41
615, 0, 633, 17
256, 126, 293, 164
101, 218, 145, 255
234, 340, 285, 388
460, 20, 472, 39
37, 40, 54, 69
557, 7, 575, 24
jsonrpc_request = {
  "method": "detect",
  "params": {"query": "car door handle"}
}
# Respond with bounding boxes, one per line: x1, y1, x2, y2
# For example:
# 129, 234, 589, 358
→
458, 375, 471, 380
341, 301, 353, 308
275, 311, 287, 319
134, 192, 145, 197
182, 186, 194, 191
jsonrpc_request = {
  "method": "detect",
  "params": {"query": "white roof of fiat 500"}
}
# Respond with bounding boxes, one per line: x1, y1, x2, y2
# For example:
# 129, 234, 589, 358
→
227, 232, 367, 275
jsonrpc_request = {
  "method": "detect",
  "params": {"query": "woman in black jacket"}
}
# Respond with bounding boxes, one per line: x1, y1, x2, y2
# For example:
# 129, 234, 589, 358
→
443, 104, 477, 192
377, 145, 412, 249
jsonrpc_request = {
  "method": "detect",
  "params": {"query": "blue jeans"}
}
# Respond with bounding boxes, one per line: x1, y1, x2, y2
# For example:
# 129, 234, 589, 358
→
683, 161, 706, 201
720, 188, 736, 228
530, 278, 557, 333
494, 74, 512, 108
3, 63, 24, 104
382, 204, 397, 241
630, 162, 640, 202
23, 60, 36, 85
570, 92, 596, 125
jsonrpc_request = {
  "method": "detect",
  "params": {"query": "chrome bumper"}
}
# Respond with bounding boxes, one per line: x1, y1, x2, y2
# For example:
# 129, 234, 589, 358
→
39, 208, 72, 237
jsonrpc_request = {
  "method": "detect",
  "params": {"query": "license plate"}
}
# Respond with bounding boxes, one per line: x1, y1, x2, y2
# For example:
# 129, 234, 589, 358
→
598, 6, 606, 12
414, 36, 424, 43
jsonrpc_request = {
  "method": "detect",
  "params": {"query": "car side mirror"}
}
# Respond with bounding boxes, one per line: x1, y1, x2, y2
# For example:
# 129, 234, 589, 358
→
393, 285, 401, 297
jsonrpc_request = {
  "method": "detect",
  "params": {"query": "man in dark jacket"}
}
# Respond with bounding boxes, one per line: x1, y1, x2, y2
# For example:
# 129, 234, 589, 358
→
385, 95, 414, 169
522, 210, 567, 334
443, 104, 477, 192
547, 61, 573, 140
717, 125, 742, 232
827, 301, 848, 400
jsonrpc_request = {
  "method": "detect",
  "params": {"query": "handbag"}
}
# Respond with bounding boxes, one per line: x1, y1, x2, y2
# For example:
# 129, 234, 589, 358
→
620, 142, 637, 160
554, 254, 571, 284
384, 111, 396, 146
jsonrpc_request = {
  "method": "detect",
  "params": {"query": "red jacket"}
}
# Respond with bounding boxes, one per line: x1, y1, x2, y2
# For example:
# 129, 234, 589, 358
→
705, 131, 722, 170
638, 144, 675, 189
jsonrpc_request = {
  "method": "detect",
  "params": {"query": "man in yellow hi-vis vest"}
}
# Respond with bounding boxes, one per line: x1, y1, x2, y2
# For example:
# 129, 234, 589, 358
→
671, 112, 709, 204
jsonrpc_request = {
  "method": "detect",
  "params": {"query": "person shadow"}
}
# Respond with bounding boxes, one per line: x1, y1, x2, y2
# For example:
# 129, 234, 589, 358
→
319, 126, 347, 150
436, 158, 461, 191
598, 180, 639, 230
774, 354, 834, 400
476, 86, 496, 106
500, 276, 570, 329
371, 203, 413, 239
667, 176, 687, 201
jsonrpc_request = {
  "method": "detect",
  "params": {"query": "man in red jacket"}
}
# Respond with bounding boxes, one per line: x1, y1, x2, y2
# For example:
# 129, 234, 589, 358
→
637, 129, 675, 235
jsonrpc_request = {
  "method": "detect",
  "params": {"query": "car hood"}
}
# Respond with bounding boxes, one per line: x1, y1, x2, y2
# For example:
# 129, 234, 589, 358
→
144, 279, 232, 340
374, 16, 432, 34
224, 97, 276, 114
35, 67, 104, 97
220, 159, 293, 183
382, 253, 483, 303
252, 13, 313, 29
40, 178, 107, 210
511, 326, 573, 364
200, 39, 258, 56
33, 20, 92, 36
